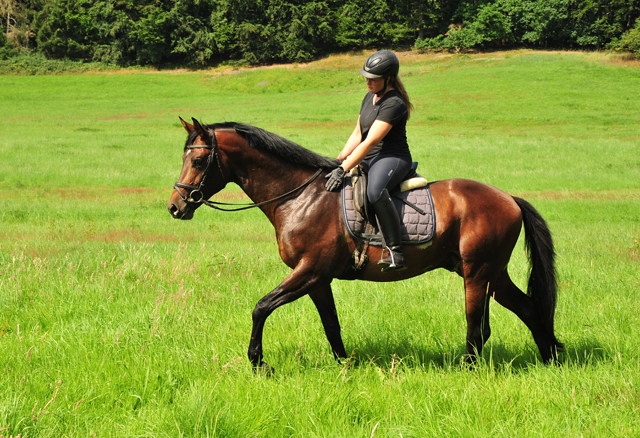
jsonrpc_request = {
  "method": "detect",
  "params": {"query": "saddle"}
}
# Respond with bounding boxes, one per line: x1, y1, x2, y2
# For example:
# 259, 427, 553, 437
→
341, 163, 436, 270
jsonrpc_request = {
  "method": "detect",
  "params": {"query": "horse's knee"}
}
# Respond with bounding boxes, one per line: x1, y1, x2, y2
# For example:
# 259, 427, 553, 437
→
252, 299, 271, 322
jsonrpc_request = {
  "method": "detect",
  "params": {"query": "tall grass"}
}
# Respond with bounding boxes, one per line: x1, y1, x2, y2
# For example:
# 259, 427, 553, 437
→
1, 50, 639, 437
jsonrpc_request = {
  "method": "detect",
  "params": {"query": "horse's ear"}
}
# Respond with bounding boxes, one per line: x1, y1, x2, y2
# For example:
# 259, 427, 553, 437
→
179, 116, 194, 133
192, 117, 213, 145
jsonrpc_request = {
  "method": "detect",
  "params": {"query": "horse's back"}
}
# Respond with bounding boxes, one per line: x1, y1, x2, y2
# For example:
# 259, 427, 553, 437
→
431, 178, 520, 215
430, 178, 523, 271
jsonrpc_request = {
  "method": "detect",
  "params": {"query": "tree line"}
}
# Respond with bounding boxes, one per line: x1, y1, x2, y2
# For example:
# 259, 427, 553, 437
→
1, 0, 639, 65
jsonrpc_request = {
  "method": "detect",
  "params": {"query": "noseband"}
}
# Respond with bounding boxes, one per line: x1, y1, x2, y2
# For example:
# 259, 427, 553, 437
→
173, 130, 227, 205
173, 128, 324, 212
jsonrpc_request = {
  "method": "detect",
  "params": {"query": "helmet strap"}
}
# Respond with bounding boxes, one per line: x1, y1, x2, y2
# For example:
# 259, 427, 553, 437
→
375, 77, 390, 97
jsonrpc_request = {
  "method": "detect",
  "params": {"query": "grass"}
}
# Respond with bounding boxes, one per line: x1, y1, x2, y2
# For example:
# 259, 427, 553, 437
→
1, 50, 640, 437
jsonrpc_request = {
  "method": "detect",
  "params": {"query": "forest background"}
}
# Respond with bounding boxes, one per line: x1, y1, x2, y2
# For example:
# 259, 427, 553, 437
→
1, 0, 640, 68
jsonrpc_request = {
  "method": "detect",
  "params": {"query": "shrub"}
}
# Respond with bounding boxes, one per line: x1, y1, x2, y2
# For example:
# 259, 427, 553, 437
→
415, 3, 511, 52
608, 18, 640, 58
415, 35, 447, 51
0, 31, 18, 60
0, 52, 113, 75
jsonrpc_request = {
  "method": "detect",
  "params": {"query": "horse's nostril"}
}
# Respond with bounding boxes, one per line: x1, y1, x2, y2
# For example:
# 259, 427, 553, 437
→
169, 203, 180, 217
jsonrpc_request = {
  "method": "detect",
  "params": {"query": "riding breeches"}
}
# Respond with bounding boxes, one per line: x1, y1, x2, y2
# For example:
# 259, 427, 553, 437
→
362, 154, 412, 204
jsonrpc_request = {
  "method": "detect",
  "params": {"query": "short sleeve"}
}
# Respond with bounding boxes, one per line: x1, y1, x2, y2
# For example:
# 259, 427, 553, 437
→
376, 96, 407, 126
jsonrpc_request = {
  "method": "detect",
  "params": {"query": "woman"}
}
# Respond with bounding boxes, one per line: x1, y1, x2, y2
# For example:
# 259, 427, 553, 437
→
325, 50, 414, 272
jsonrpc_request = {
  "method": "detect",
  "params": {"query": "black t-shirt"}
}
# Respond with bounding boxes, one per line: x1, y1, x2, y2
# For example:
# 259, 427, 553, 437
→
359, 90, 410, 159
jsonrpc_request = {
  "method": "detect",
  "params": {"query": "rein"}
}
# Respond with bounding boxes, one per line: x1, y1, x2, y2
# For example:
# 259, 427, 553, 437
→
173, 129, 324, 212
201, 169, 323, 212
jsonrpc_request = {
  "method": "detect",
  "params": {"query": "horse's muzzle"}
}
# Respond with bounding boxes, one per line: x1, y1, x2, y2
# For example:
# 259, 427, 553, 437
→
168, 200, 194, 220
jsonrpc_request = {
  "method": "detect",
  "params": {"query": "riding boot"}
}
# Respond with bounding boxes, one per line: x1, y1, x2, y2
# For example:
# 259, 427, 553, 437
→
373, 189, 407, 272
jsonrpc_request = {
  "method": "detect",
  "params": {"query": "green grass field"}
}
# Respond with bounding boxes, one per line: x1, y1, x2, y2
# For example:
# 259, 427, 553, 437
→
1, 50, 639, 437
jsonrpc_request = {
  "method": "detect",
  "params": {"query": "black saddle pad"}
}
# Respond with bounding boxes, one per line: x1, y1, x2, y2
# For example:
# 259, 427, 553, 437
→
341, 176, 436, 246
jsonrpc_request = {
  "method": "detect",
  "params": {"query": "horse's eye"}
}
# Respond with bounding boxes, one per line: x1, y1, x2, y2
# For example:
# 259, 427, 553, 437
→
192, 158, 205, 170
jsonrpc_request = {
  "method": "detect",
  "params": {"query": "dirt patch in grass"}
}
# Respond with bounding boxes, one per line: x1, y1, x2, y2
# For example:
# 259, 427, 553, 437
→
89, 229, 175, 243
514, 189, 639, 201
119, 188, 156, 195
38, 49, 638, 81
36, 186, 160, 199
54, 188, 103, 199
278, 120, 353, 130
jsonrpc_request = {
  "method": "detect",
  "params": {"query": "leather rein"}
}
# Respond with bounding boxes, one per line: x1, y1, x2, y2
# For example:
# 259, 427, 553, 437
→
173, 129, 323, 212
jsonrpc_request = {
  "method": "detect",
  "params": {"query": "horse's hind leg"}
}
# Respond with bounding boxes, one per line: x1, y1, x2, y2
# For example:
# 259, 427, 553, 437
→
492, 270, 558, 363
309, 286, 347, 360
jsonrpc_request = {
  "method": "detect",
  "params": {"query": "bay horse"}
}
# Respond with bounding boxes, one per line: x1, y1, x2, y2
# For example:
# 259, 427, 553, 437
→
168, 117, 562, 373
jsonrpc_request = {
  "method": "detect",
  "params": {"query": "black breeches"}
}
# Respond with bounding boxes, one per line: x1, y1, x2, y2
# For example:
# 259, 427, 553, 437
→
363, 154, 412, 204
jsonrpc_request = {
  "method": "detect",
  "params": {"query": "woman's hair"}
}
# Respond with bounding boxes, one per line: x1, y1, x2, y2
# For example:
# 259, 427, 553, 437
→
389, 75, 414, 120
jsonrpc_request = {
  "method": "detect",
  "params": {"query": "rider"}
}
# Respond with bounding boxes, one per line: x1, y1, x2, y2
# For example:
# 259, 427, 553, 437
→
325, 50, 414, 272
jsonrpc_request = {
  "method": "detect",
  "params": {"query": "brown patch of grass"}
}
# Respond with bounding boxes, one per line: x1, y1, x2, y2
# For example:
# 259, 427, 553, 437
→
119, 188, 156, 195
513, 189, 640, 201
95, 107, 212, 121
56, 49, 640, 81
81, 67, 197, 76
91, 229, 175, 243
54, 189, 103, 200
627, 237, 640, 261
598, 52, 640, 68
26, 245, 63, 260
1, 186, 161, 200
59, 228, 177, 243
277, 120, 354, 130
97, 112, 154, 121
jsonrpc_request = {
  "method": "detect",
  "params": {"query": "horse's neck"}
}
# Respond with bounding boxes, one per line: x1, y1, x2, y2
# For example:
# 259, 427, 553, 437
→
229, 148, 316, 205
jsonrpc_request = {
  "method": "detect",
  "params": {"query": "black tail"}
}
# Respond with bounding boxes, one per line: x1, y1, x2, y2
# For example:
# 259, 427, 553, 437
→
513, 197, 563, 351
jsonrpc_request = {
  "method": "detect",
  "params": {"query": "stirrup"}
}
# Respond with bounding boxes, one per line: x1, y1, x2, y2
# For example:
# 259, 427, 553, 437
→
378, 249, 407, 272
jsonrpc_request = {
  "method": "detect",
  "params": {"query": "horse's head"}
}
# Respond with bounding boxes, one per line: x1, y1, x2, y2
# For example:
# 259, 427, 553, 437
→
168, 117, 227, 220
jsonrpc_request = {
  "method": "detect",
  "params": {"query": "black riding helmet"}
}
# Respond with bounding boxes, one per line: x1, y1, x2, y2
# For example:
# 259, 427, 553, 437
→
359, 50, 399, 97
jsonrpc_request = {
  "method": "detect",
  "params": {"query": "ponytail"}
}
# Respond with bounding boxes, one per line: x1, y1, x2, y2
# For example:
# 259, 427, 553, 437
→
389, 76, 414, 120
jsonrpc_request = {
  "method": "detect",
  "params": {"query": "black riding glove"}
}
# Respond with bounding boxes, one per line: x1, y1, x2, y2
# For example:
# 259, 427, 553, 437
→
325, 167, 346, 192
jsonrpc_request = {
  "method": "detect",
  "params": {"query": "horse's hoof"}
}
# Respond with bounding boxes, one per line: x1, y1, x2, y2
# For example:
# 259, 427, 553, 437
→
254, 362, 275, 376
462, 353, 479, 367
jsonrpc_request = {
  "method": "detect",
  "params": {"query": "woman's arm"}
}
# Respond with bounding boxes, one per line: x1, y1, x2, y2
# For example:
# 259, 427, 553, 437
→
340, 119, 393, 172
337, 116, 362, 161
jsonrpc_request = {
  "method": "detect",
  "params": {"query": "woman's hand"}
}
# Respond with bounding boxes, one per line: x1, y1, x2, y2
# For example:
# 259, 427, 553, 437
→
325, 167, 346, 192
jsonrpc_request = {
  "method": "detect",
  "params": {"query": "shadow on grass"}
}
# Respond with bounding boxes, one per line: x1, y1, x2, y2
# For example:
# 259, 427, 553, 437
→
336, 336, 612, 372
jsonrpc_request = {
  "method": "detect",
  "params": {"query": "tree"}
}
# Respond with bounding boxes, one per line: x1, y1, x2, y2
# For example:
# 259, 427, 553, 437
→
0, 0, 16, 34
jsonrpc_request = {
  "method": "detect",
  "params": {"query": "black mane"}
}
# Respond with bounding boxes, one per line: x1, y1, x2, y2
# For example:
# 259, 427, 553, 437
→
187, 122, 339, 170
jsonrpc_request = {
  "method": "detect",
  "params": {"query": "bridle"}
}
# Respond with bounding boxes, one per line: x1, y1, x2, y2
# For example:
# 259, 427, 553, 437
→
173, 128, 227, 205
172, 128, 324, 212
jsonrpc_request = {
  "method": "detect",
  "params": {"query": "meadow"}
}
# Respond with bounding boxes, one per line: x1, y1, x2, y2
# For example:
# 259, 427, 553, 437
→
1, 50, 639, 437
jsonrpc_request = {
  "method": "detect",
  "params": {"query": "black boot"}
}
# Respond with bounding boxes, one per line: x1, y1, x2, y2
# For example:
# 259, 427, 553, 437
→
373, 189, 407, 272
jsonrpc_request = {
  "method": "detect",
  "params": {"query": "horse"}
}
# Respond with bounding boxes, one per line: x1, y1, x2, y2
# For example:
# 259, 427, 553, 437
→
168, 117, 563, 373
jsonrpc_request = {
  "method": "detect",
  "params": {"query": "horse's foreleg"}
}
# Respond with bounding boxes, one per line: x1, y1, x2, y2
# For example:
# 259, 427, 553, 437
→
309, 286, 347, 361
462, 275, 492, 364
247, 263, 330, 373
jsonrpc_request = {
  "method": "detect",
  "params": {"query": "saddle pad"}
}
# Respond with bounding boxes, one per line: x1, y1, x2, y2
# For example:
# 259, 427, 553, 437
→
341, 176, 436, 246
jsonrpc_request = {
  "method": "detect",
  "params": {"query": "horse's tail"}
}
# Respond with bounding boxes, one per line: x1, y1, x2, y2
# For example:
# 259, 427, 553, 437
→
513, 197, 563, 351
